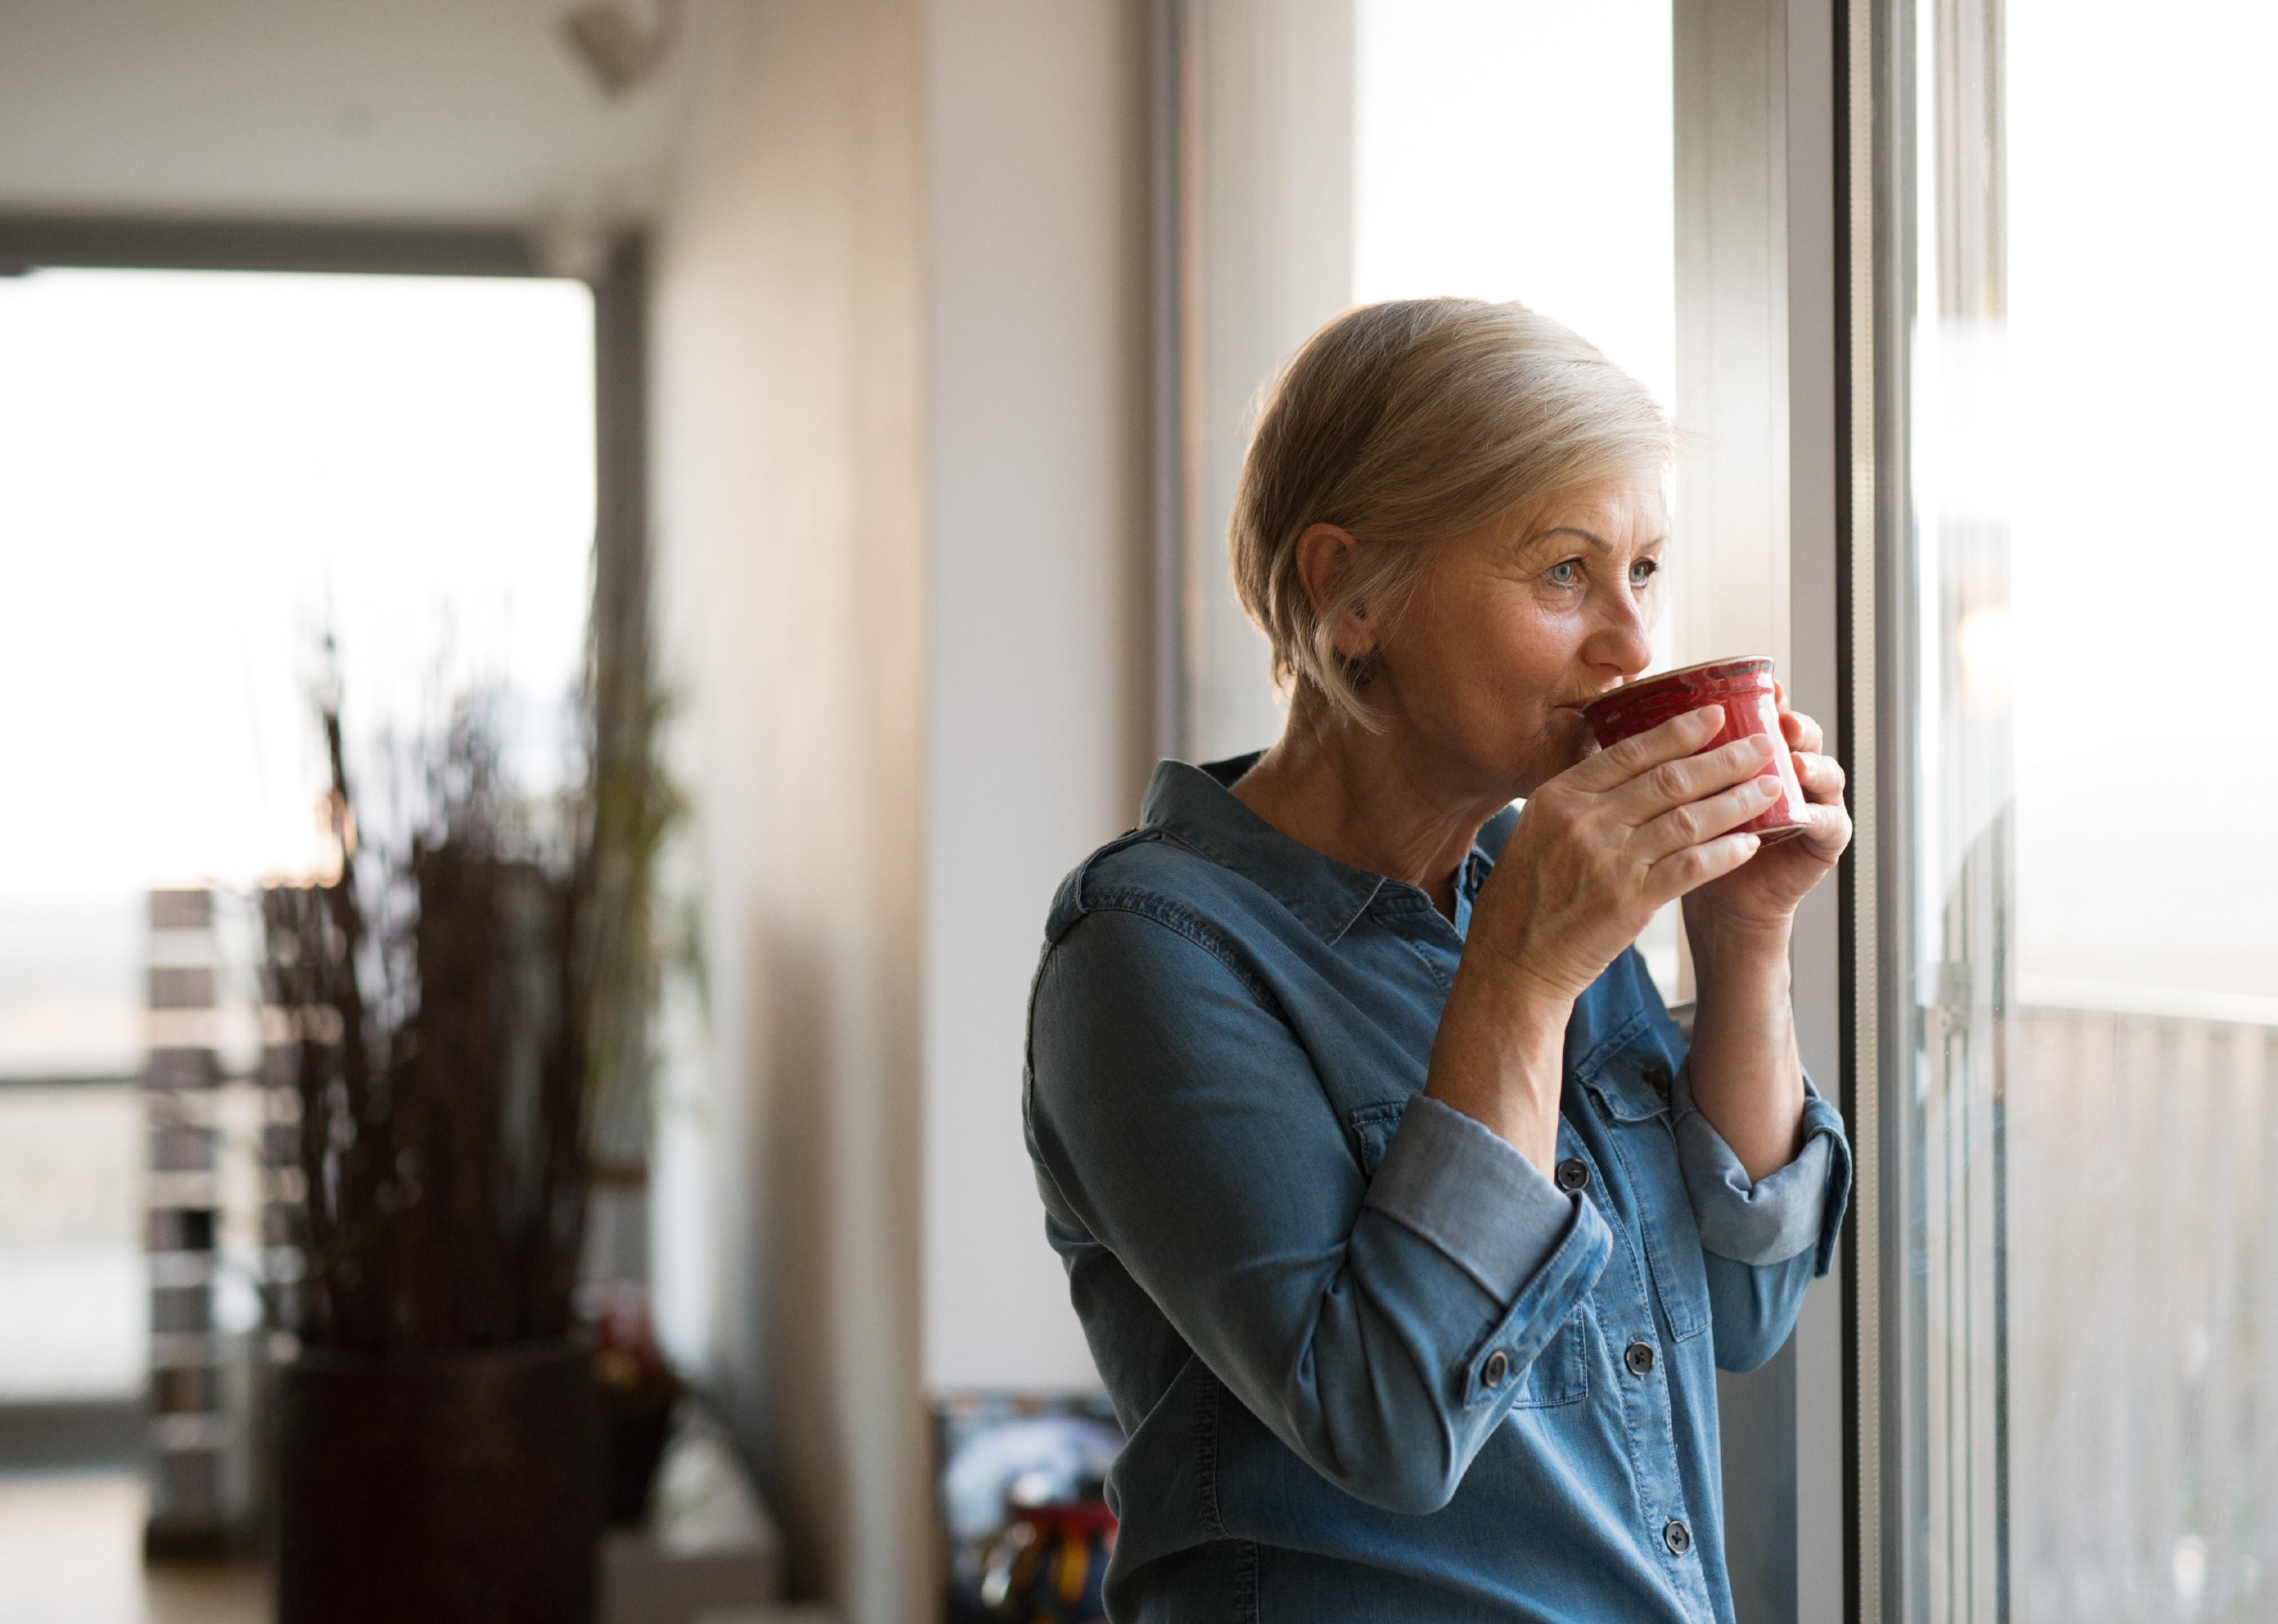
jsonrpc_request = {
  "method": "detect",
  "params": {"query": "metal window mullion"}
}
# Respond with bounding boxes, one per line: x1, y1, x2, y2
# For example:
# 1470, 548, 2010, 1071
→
1838, 0, 1923, 1617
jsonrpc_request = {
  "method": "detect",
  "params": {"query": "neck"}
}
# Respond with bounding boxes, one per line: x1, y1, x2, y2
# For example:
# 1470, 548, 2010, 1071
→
1231, 689, 1504, 917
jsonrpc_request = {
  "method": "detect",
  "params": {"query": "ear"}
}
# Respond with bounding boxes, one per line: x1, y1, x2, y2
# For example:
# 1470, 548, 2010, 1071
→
1294, 523, 1375, 661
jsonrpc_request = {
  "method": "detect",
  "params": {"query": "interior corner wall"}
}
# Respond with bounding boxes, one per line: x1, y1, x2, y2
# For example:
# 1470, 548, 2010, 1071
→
919, 0, 1155, 1396
648, 3, 929, 1622
1676, 0, 1849, 1617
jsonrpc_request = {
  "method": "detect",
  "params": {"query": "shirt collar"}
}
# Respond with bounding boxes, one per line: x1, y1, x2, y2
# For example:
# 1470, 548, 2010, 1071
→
1140, 754, 1520, 947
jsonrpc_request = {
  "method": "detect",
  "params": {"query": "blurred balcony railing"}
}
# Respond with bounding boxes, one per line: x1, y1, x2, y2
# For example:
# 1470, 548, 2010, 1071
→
2008, 981, 2278, 1623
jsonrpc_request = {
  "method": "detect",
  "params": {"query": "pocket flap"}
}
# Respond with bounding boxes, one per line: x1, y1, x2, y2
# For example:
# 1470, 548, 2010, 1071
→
1578, 1034, 1679, 1124
1347, 1098, 1410, 1176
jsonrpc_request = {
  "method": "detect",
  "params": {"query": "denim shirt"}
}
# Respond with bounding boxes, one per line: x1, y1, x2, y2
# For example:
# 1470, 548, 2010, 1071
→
1023, 756, 1851, 1623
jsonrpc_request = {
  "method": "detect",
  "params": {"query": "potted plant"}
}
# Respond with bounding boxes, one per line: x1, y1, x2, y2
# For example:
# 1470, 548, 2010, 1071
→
258, 622, 679, 1621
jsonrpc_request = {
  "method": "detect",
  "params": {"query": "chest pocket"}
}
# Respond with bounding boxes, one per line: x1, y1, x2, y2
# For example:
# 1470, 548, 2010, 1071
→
1578, 1036, 1712, 1345
1348, 1099, 1590, 1409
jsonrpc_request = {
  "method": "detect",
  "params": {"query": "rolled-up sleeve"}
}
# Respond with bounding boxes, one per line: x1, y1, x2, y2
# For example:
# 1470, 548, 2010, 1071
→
1365, 1094, 1581, 1297
1668, 1062, 1851, 1371
1669, 1064, 1850, 1271
1026, 905, 1612, 1516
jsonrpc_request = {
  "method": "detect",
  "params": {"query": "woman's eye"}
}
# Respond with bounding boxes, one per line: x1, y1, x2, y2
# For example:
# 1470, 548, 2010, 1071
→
1630, 558, 1661, 588
1545, 560, 1582, 587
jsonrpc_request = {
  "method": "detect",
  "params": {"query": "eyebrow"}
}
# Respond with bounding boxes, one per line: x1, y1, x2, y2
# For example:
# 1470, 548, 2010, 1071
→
1529, 525, 1614, 553
1521, 525, 1669, 556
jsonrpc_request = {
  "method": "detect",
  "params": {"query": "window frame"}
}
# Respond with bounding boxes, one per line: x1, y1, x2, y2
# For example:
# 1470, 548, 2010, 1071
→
1835, 0, 1927, 1617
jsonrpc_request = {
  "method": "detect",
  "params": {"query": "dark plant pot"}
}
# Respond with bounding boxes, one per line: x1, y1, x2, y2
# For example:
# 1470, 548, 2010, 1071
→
602, 1381, 681, 1527
276, 1338, 601, 1624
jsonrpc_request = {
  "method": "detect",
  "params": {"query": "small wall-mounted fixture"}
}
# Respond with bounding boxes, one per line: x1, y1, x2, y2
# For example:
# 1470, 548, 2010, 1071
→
560, 0, 684, 99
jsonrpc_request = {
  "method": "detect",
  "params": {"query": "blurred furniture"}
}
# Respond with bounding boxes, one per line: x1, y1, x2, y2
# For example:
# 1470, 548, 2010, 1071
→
142, 886, 300, 1557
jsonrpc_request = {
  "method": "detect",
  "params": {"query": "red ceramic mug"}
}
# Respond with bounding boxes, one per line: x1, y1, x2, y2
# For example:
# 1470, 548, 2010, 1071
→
1578, 656, 1810, 846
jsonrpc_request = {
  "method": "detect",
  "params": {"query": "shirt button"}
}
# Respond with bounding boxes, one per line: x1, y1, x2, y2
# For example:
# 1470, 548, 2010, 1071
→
1642, 1063, 1671, 1097
1481, 1350, 1510, 1389
1555, 1158, 1590, 1193
1664, 1519, 1692, 1556
1624, 1340, 1656, 1377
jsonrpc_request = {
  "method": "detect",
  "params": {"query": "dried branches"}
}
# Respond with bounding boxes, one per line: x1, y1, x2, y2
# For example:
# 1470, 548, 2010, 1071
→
258, 691, 597, 1352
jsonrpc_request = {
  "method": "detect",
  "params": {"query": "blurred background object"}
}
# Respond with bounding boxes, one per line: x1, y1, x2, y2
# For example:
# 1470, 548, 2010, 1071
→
561, 0, 685, 99
934, 1394, 1121, 1624
256, 678, 610, 1624
589, 1280, 689, 1527
140, 886, 273, 1558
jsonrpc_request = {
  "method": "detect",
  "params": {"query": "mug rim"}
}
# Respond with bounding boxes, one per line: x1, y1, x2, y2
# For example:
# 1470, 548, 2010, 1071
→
1581, 655, 1775, 725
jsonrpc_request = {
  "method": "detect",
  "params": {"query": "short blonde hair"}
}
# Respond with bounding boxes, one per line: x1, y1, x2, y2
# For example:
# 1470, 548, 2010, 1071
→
1228, 297, 1674, 729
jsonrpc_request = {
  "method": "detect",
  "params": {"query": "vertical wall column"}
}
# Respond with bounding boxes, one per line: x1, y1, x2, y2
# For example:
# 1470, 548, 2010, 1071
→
920, 0, 1154, 1396
1675, 0, 1847, 1618
651, 3, 929, 1621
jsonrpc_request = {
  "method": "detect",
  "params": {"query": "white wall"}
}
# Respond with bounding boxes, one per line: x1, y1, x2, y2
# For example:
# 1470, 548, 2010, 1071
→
653, 0, 1160, 1611
650, 3, 929, 1619
920, 0, 1154, 1394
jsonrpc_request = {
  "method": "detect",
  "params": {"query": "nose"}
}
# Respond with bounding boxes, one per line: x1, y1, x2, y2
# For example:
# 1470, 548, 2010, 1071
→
1585, 584, 1655, 680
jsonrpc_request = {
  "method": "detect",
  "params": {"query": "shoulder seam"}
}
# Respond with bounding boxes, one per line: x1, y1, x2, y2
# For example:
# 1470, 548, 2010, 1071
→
1064, 890, 1284, 1018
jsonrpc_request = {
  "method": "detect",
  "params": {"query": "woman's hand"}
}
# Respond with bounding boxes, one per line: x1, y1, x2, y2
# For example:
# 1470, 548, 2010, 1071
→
1681, 687, 1851, 953
1468, 704, 1789, 1006
1426, 705, 1779, 1169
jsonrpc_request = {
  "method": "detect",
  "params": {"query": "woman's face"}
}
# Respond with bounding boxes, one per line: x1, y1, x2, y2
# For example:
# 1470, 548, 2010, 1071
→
1365, 474, 1665, 803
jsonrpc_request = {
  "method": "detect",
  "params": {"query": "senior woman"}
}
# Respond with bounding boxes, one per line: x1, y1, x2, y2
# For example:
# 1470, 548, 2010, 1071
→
1023, 298, 1852, 1623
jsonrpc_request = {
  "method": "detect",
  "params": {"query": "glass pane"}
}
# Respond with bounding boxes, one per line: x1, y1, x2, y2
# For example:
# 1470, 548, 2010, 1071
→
1898, 2, 2278, 1619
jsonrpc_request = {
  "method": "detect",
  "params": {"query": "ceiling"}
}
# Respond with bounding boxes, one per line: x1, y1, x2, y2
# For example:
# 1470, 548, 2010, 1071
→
0, 0, 695, 234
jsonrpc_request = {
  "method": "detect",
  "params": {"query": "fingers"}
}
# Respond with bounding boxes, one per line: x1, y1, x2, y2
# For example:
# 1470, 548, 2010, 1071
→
1792, 749, 1846, 804
1602, 729, 1778, 823
1563, 705, 1727, 793
1789, 799, 1853, 863
1634, 772, 1786, 860
1779, 707, 1826, 756
1643, 829, 1763, 905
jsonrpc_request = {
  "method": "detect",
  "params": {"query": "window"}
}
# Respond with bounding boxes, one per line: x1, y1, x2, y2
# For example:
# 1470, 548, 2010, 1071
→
0, 267, 594, 1410
1861, 1, 2278, 1616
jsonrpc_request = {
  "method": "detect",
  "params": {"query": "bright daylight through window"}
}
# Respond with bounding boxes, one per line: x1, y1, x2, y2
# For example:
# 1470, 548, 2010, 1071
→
0, 270, 594, 1406
1895, 1, 2278, 1619
1353, 0, 1681, 995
